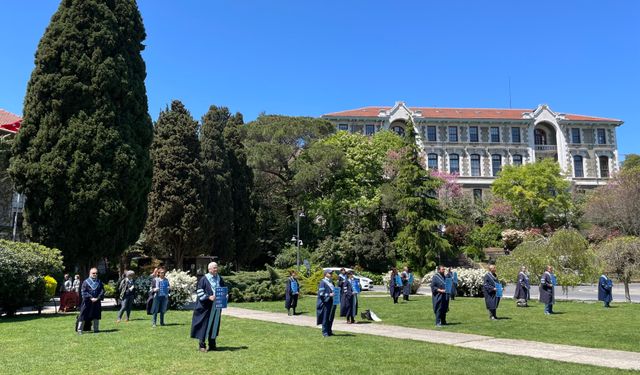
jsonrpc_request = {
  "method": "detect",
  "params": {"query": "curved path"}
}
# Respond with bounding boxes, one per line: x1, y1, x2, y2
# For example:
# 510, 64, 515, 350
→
225, 306, 640, 371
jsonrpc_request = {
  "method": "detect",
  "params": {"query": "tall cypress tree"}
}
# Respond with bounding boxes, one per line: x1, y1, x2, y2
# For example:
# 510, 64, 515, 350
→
9, 0, 153, 268
200, 106, 234, 261
145, 101, 205, 269
224, 113, 258, 267
389, 120, 449, 273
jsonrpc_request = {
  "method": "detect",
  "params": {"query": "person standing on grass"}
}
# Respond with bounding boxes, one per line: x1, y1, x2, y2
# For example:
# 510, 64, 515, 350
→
316, 269, 336, 337
598, 274, 613, 308
430, 265, 449, 327
73, 274, 81, 293
340, 271, 358, 324
483, 264, 501, 320
514, 266, 530, 307
285, 270, 300, 316
389, 267, 402, 304
401, 266, 413, 301
77, 268, 104, 334
338, 268, 347, 288
539, 265, 556, 315
191, 262, 226, 352
117, 271, 135, 323
150, 267, 170, 327
59, 274, 73, 312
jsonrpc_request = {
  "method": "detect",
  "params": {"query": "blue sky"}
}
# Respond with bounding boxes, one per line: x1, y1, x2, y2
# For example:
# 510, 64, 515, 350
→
1, 1, 638, 158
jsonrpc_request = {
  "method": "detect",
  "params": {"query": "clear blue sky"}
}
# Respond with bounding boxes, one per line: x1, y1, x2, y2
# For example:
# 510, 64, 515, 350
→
1, 1, 638, 159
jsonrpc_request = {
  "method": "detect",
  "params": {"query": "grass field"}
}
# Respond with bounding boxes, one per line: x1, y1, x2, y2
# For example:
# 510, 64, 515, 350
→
240, 294, 640, 352
0, 310, 634, 375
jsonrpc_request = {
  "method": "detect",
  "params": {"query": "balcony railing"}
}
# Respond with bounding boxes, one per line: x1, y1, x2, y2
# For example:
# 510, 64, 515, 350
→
535, 145, 557, 151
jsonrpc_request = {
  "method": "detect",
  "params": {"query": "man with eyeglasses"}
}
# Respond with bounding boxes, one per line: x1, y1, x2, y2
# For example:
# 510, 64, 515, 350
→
77, 268, 105, 334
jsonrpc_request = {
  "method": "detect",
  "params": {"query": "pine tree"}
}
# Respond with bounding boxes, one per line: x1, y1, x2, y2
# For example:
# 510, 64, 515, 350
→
388, 120, 449, 273
9, 0, 153, 268
224, 113, 258, 266
145, 101, 205, 269
200, 106, 234, 261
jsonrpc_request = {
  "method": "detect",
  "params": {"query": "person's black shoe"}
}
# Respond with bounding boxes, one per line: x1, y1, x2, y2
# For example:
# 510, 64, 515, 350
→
208, 340, 217, 351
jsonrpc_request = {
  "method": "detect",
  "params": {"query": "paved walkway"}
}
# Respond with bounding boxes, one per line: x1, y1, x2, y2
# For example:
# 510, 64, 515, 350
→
224, 307, 640, 371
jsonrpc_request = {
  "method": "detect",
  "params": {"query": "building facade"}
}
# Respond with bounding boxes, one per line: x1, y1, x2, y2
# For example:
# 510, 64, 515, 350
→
322, 102, 622, 196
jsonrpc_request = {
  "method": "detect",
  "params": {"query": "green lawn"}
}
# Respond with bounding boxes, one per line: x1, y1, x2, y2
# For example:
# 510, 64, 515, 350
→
0, 310, 633, 375
240, 295, 640, 352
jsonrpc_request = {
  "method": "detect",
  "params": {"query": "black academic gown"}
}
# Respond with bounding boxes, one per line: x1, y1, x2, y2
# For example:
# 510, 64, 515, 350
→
191, 275, 225, 341
79, 279, 104, 322
340, 279, 357, 317
513, 272, 530, 300
483, 272, 500, 310
539, 272, 555, 305
598, 275, 613, 303
430, 273, 448, 323
285, 277, 299, 310
316, 278, 336, 335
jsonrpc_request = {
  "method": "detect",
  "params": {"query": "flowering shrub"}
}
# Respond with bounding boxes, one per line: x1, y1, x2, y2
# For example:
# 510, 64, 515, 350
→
502, 229, 525, 250
421, 268, 490, 297
133, 276, 153, 307
166, 269, 197, 309
44, 276, 58, 300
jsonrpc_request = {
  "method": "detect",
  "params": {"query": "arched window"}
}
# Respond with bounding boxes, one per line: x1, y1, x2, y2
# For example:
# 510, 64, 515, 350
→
599, 155, 609, 178
427, 153, 438, 170
492, 154, 502, 176
535, 129, 547, 145
391, 126, 405, 137
449, 154, 459, 174
470, 154, 481, 176
573, 155, 584, 178
512, 154, 523, 166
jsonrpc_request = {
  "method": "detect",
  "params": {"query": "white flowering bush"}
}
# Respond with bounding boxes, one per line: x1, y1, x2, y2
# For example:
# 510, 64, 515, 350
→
166, 269, 197, 309
421, 268, 489, 297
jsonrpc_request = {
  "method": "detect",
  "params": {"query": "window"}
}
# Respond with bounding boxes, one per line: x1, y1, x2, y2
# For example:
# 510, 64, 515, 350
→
449, 154, 459, 174
492, 154, 502, 176
470, 154, 481, 176
512, 154, 523, 166
599, 156, 609, 178
427, 153, 439, 170
597, 129, 606, 145
392, 126, 405, 137
365, 124, 375, 136
574, 155, 584, 177
490, 127, 500, 143
469, 126, 479, 142
338, 124, 349, 131
427, 126, 437, 142
473, 189, 483, 203
511, 127, 521, 143
535, 129, 547, 145
571, 128, 581, 144
448, 126, 458, 142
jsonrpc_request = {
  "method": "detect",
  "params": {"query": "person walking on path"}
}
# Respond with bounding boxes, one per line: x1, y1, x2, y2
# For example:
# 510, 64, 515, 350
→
484, 264, 501, 320
514, 266, 530, 307
316, 269, 336, 337
77, 268, 104, 334
430, 265, 449, 327
539, 265, 556, 315
191, 262, 227, 352
150, 268, 170, 327
598, 274, 613, 308
389, 267, 402, 304
285, 270, 300, 316
117, 271, 135, 323
401, 267, 413, 301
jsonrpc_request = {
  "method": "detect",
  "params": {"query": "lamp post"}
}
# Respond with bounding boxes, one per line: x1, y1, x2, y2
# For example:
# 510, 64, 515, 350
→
291, 210, 305, 271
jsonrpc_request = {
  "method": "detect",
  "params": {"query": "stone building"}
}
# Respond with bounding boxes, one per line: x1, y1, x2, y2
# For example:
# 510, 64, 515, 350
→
322, 102, 622, 197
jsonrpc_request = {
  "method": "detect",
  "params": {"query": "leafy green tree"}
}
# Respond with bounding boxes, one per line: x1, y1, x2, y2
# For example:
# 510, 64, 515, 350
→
621, 154, 640, 172
492, 159, 573, 228
200, 106, 235, 261
145, 101, 205, 269
9, 0, 153, 268
596, 236, 640, 302
383, 121, 449, 274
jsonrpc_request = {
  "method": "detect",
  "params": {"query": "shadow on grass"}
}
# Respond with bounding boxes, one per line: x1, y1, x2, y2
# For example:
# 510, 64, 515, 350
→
158, 323, 185, 326
330, 333, 356, 337
0, 313, 71, 323
96, 329, 119, 333
216, 345, 249, 352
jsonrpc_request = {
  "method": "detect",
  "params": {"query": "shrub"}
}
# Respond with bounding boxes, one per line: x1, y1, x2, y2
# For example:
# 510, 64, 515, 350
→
421, 268, 490, 297
0, 240, 64, 316
274, 244, 311, 269
357, 271, 383, 285
299, 267, 326, 295
133, 276, 153, 307
224, 265, 286, 302
502, 229, 526, 250
166, 269, 197, 309
104, 281, 117, 299
43, 276, 57, 300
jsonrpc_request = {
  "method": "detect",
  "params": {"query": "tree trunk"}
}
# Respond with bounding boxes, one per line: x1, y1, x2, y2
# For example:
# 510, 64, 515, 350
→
625, 280, 631, 302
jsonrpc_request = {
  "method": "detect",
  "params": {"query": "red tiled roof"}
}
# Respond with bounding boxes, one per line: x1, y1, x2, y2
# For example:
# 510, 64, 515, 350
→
323, 106, 621, 123
0, 109, 22, 133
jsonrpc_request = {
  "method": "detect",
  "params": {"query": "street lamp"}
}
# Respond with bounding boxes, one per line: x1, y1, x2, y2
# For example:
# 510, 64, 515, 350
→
291, 210, 305, 271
